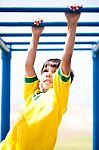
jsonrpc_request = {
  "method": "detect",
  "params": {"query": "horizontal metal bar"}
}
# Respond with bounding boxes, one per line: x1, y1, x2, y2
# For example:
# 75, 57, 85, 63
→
1, 33, 99, 37
0, 7, 99, 13
40, 33, 99, 36
39, 41, 97, 45
0, 22, 99, 26
0, 33, 32, 37
11, 48, 92, 51
5, 41, 97, 45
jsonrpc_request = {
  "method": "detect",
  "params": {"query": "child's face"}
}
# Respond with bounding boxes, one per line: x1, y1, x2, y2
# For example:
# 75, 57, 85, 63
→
40, 65, 57, 92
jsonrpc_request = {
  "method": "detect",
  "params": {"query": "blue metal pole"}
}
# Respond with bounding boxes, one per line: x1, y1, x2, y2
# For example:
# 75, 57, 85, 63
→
0, 7, 99, 13
0, 33, 99, 37
1, 49, 11, 141
11, 48, 92, 51
92, 43, 99, 150
5, 41, 97, 45
0, 22, 99, 27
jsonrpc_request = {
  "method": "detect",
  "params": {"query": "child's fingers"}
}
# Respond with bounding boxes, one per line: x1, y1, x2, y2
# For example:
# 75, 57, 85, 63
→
33, 19, 43, 26
33, 20, 40, 26
33, 21, 37, 24
69, 4, 82, 11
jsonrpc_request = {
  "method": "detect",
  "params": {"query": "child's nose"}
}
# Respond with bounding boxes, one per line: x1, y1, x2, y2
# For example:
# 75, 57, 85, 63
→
46, 72, 52, 77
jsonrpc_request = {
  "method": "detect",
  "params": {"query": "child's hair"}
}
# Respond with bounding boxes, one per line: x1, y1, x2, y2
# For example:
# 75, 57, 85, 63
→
41, 58, 61, 74
41, 58, 74, 83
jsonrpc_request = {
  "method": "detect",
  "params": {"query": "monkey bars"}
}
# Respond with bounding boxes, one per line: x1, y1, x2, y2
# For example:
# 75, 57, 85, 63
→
0, 22, 99, 26
0, 7, 99, 13
0, 33, 99, 37
0, 6, 99, 150
4, 41, 98, 45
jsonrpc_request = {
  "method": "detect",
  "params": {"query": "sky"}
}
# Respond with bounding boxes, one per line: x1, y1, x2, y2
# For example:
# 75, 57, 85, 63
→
0, 0, 99, 144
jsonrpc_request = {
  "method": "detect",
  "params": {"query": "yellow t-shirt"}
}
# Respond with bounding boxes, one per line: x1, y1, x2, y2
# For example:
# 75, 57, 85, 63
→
0, 68, 71, 150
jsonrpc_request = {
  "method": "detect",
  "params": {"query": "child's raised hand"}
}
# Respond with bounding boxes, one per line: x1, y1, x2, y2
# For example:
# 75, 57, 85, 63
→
65, 4, 82, 25
32, 19, 44, 36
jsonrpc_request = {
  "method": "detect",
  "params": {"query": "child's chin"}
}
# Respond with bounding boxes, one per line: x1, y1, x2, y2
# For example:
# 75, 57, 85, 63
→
43, 83, 53, 90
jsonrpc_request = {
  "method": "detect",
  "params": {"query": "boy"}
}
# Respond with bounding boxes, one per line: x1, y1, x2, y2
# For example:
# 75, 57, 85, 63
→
0, 4, 81, 150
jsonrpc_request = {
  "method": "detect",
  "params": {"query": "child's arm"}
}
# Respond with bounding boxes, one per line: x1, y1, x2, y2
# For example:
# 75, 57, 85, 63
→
60, 4, 81, 75
25, 19, 44, 76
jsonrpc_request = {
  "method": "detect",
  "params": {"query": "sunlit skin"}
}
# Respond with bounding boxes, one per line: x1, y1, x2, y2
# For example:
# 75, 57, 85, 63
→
40, 66, 57, 92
